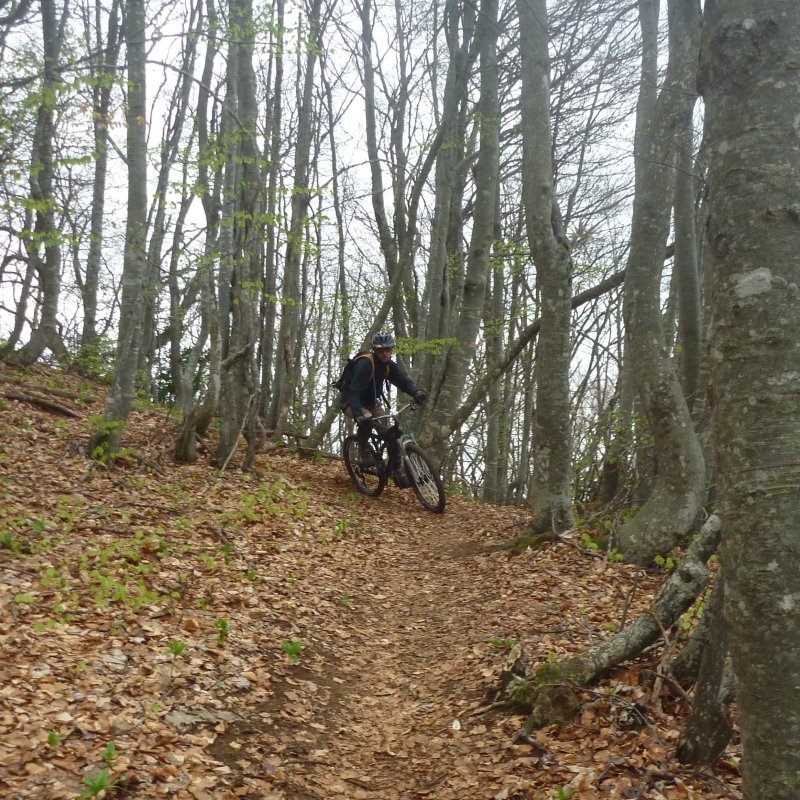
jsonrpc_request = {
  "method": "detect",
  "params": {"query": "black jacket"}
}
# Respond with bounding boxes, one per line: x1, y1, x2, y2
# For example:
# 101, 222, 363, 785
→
342, 353, 418, 417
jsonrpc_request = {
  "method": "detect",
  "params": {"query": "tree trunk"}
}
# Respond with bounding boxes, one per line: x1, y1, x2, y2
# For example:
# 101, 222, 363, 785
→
517, 0, 574, 534
483, 251, 505, 504
616, 0, 705, 564
139, 2, 201, 392
417, 0, 475, 394
7, 0, 67, 366
702, 3, 800, 796
676, 575, 733, 767
174, 0, 222, 464
423, 0, 500, 467
88, 0, 148, 458
78, 0, 121, 363
215, 0, 263, 470
257, 0, 284, 417
673, 118, 702, 410
268, 0, 323, 435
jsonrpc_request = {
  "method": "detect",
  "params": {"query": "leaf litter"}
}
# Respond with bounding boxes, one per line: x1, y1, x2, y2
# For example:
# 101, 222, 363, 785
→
0, 365, 740, 799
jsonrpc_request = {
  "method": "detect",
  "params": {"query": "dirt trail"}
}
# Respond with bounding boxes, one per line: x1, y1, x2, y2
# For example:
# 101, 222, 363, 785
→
0, 370, 740, 800
212, 468, 535, 799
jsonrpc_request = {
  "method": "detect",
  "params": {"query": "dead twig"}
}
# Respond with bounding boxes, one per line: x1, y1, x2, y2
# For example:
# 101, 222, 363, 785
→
466, 700, 512, 717
3, 389, 81, 418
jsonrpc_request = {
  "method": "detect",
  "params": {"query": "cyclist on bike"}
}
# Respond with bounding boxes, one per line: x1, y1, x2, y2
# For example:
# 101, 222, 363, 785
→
340, 332, 427, 470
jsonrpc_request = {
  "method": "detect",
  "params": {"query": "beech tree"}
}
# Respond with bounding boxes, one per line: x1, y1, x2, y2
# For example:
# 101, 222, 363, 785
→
517, 0, 575, 535
702, 2, 800, 796
268, 0, 325, 435
421, 0, 501, 466
215, 0, 263, 470
615, 0, 705, 564
174, 0, 223, 463
76, 0, 122, 365
5, 0, 68, 366
88, 0, 149, 457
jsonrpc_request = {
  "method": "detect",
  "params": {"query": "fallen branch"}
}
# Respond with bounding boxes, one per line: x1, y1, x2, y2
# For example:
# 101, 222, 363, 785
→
2, 376, 97, 403
3, 389, 81, 418
506, 515, 722, 731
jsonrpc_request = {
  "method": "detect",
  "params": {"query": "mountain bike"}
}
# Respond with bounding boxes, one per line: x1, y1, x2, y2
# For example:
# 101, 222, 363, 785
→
342, 402, 446, 514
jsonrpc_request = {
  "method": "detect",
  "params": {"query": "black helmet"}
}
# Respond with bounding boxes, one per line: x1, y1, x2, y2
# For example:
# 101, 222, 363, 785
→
372, 331, 396, 349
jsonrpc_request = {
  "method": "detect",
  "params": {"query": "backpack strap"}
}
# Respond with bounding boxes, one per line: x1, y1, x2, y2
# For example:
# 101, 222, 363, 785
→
354, 352, 375, 381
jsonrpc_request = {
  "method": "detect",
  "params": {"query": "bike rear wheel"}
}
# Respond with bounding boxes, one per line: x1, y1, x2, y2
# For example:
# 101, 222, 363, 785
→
402, 441, 446, 513
343, 435, 387, 497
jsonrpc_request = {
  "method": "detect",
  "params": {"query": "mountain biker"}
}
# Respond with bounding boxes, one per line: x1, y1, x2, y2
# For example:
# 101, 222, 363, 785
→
340, 332, 427, 470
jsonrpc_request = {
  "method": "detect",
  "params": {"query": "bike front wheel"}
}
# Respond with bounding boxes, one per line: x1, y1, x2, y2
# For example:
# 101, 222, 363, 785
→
402, 442, 446, 513
343, 435, 387, 497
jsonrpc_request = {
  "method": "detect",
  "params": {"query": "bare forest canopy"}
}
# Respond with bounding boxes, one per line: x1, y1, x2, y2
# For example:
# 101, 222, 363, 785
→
0, 0, 640, 504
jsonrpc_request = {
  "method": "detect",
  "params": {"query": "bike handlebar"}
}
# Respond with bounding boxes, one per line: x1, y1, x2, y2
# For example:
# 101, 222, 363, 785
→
370, 401, 417, 425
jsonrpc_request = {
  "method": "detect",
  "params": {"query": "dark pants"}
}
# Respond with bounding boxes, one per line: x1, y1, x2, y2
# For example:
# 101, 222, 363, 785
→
343, 403, 400, 470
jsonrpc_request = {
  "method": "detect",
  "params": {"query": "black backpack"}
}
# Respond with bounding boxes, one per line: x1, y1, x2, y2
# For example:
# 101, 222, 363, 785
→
333, 351, 389, 393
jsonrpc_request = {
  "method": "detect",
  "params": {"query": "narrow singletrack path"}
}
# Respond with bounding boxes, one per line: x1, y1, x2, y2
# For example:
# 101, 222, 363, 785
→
210, 459, 542, 799
202, 457, 740, 800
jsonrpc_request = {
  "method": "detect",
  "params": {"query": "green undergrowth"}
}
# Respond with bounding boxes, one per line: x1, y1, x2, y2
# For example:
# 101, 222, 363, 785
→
1, 474, 311, 632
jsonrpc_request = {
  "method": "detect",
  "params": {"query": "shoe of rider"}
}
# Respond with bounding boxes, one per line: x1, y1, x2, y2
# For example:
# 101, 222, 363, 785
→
356, 443, 375, 468
355, 414, 375, 467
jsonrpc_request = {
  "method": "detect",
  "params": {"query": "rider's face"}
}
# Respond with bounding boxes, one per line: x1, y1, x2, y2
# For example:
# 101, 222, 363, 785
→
374, 347, 393, 363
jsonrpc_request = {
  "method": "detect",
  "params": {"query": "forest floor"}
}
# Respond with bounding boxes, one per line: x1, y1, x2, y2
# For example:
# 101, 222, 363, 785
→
0, 364, 741, 800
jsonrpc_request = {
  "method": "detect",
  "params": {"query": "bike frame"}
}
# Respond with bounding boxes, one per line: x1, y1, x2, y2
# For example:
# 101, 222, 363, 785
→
367, 403, 417, 476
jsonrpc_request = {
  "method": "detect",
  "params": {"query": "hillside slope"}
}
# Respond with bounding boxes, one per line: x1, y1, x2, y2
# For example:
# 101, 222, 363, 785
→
0, 365, 739, 799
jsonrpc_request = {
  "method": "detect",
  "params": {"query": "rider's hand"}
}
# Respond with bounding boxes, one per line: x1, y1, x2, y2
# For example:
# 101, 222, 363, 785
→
413, 390, 428, 405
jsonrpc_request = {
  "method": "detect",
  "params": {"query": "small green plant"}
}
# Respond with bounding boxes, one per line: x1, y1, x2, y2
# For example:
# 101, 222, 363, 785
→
167, 639, 187, 660
80, 769, 112, 799
88, 416, 126, 462
47, 730, 64, 748
70, 337, 116, 382
489, 637, 518, 652
213, 619, 230, 644
607, 547, 624, 562
197, 553, 217, 571
553, 787, 574, 800
581, 532, 599, 552
339, 593, 352, 605
282, 639, 302, 664
101, 741, 116, 767
654, 554, 675, 570
333, 515, 352, 537
681, 594, 707, 631
0, 530, 23, 553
